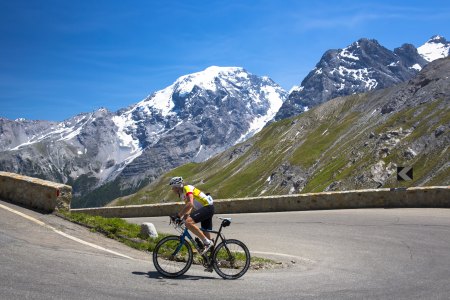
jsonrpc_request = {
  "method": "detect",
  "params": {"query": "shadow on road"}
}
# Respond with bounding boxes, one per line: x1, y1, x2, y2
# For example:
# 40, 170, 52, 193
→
132, 271, 218, 281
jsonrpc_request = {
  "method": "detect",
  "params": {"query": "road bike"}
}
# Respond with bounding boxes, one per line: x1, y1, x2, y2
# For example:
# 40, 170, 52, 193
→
152, 216, 250, 279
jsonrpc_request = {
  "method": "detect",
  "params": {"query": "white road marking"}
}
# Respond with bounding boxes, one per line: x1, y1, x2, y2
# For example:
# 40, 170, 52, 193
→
0, 203, 134, 260
0, 203, 47, 226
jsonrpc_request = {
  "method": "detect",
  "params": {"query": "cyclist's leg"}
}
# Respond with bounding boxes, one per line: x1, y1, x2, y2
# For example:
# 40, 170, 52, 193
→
200, 206, 214, 240
186, 205, 214, 240
185, 218, 207, 240
201, 221, 212, 240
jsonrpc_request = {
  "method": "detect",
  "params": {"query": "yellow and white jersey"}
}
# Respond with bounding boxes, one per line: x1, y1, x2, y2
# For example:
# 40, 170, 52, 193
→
182, 185, 213, 210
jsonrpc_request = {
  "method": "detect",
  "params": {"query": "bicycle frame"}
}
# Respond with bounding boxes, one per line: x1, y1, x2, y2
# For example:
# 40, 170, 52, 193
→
155, 217, 250, 279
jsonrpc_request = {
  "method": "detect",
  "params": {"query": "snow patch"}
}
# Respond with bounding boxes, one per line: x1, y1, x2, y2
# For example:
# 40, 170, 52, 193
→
289, 85, 304, 94
334, 66, 378, 90
138, 86, 175, 117
410, 64, 422, 71
235, 85, 284, 144
111, 115, 141, 153
418, 36, 450, 62
340, 47, 359, 60
10, 115, 92, 150
194, 145, 204, 158
388, 61, 400, 67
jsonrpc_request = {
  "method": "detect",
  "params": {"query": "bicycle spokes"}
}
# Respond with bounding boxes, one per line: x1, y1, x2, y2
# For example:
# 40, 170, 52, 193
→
153, 236, 193, 277
212, 239, 251, 279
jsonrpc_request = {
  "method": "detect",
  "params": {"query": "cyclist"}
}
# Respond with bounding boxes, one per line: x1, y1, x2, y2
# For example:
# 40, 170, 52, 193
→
169, 176, 214, 254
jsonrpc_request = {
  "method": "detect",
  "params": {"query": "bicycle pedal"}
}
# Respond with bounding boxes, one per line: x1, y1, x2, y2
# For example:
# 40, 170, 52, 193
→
204, 267, 213, 273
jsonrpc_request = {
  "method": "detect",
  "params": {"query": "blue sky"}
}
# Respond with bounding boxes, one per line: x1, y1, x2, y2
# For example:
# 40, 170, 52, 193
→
1, 0, 449, 121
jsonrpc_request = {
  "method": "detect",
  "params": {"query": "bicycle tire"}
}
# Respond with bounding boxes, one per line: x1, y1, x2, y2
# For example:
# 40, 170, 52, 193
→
212, 239, 251, 279
152, 236, 193, 277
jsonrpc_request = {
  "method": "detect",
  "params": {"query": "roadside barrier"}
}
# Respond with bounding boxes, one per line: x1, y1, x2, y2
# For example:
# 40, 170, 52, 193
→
0, 171, 71, 212
0, 172, 447, 216
72, 186, 449, 218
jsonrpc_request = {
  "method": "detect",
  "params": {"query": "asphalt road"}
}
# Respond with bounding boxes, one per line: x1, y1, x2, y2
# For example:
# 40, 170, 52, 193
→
1, 199, 449, 299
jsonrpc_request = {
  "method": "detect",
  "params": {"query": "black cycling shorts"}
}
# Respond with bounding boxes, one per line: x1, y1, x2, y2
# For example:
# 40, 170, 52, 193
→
190, 205, 215, 231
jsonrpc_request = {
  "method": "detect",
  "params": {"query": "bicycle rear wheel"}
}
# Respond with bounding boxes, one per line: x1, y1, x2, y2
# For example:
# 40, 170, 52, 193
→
152, 236, 193, 277
212, 239, 251, 279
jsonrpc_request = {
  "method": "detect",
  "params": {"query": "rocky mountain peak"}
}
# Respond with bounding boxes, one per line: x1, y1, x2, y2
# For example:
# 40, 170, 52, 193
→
174, 66, 246, 93
274, 36, 446, 121
418, 35, 450, 62
0, 66, 287, 207
427, 35, 448, 45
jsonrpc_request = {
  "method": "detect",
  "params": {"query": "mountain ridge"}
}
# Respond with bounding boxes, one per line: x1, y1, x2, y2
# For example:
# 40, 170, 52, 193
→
273, 36, 445, 120
0, 35, 448, 207
0, 67, 287, 207
111, 57, 449, 206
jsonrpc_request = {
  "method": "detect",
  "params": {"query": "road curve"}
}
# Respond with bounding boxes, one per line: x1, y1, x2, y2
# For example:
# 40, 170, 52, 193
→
127, 208, 450, 299
1, 199, 449, 299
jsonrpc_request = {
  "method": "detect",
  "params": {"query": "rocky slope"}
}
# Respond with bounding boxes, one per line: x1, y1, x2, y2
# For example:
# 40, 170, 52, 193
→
112, 57, 449, 205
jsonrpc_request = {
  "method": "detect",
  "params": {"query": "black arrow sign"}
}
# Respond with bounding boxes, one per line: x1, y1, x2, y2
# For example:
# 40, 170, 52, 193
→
397, 166, 413, 181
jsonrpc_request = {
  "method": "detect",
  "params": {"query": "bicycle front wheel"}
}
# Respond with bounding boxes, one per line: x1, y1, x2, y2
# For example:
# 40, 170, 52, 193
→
152, 236, 193, 277
212, 239, 251, 279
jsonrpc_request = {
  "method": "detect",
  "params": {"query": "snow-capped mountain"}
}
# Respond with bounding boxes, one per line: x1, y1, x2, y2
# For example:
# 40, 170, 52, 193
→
113, 66, 285, 160
0, 66, 286, 207
418, 35, 450, 62
1, 35, 447, 208
129, 57, 449, 204
275, 36, 447, 121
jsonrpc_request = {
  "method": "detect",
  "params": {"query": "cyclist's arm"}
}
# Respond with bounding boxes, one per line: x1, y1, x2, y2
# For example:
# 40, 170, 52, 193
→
178, 193, 194, 219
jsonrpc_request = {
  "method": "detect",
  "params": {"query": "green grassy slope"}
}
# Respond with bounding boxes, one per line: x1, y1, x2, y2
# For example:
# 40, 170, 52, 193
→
109, 58, 450, 206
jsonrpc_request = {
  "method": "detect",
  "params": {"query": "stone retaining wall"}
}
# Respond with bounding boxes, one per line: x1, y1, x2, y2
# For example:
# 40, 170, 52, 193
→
0, 171, 72, 212
72, 186, 449, 218
1, 171, 447, 216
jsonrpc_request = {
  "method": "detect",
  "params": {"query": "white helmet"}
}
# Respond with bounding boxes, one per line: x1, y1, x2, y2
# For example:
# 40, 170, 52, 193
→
169, 176, 184, 188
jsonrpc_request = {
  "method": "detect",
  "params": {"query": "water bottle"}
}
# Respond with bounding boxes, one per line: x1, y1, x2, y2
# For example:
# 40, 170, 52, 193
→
195, 237, 204, 250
